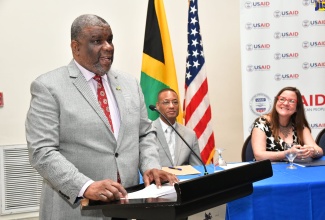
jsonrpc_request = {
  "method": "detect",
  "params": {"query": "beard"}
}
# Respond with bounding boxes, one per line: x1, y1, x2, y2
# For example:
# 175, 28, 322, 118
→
93, 62, 111, 76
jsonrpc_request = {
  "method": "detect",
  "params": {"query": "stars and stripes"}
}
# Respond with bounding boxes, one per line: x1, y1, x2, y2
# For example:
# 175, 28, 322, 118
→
184, 0, 215, 164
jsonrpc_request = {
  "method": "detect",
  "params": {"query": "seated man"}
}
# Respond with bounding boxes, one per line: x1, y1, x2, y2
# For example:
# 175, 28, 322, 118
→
153, 88, 202, 167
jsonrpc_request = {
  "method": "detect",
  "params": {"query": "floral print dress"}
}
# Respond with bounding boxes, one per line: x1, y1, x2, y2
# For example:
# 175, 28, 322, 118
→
253, 116, 299, 151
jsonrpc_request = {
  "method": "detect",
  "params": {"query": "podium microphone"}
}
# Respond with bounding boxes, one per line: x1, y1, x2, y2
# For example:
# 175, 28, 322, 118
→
149, 105, 208, 176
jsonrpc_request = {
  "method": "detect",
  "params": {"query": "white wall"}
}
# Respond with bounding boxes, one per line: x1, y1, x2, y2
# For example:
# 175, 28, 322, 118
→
0, 0, 242, 161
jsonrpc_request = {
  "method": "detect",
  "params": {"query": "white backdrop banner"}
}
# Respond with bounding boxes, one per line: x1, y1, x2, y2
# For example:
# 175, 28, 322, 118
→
241, 0, 325, 139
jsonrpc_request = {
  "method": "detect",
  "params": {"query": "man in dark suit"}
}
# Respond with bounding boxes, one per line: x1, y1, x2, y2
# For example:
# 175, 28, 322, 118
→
153, 88, 202, 167
25, 14, 177, 220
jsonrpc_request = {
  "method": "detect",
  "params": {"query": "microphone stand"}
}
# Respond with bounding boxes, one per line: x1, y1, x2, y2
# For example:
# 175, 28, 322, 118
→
149, 105, 209, 175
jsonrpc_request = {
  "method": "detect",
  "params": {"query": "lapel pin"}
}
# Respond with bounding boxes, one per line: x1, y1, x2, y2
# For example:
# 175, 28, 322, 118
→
116, 86, 121, 91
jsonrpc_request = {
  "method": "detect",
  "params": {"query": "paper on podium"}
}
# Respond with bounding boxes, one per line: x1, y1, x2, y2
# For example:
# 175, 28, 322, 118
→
124, 183, 175, 199
162, 165, 201, 175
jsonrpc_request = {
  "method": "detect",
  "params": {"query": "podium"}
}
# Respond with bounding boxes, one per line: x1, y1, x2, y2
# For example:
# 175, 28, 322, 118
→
81, 160, 273, 220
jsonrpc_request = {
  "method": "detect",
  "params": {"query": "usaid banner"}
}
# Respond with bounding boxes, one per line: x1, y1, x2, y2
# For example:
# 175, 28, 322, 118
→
241, 0, 325, 139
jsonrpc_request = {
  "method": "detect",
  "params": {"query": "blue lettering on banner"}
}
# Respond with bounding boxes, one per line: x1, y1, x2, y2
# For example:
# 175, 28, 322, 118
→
281, 11, 299, 16
311, 123, 325, 128
310, 20, 325, 25
252, 2, 270, 7
255, 98, 266, 102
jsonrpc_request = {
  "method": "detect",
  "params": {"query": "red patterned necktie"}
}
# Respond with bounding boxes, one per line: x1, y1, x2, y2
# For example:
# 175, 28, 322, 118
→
117, 172, 121, 184
94, 75, 120, 183
93, 75, 114, 132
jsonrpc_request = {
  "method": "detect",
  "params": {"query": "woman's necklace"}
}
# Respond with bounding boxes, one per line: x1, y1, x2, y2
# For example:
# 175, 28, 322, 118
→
279, 122, 291, 139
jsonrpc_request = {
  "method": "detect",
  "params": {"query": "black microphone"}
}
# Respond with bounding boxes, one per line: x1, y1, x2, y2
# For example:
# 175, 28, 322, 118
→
149, 105, 208, 176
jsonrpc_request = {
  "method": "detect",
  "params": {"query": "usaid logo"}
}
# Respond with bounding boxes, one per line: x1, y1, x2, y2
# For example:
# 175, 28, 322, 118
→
246, 64, 271, 71
303, 94, 325, 113
246, 43, 270, 51
304, 94, 325, 107
274, 31, 299, 39
253, 23, 270, 28
309, 41, 325, 47
302, 62, 325, 69
250, 93, 272, 116
302, 41, 325, 48
310, 20, 325, 26
245, 1, 270, 8
274, 73, 300, 80
310, 62, 325, 68
252, 1, 270, 7
310, 123, 325, 129
245, 22, 270, 30
303, 20, 325, 27
274, 52, 299, 59
282, 10, 299, 16
274, 10, 299, 17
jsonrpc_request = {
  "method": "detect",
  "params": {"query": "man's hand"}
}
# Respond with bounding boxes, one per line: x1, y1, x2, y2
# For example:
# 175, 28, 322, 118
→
143, 168, 179, 188
84, 179, 128, 202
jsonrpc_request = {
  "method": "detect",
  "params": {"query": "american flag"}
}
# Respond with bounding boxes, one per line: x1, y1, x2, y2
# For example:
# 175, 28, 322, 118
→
184, 0, 215, 164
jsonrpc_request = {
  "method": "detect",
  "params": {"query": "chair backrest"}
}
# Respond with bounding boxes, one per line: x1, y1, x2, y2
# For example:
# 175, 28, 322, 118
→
241, 134, 254, 162
315, 128, 325, 153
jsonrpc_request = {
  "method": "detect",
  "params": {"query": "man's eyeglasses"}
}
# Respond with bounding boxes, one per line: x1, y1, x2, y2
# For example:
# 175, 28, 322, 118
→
277, 96, 297, 105
160, 100, 179, 106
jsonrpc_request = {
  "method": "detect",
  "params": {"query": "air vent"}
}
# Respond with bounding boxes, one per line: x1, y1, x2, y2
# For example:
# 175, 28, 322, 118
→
0, 145, 42, 215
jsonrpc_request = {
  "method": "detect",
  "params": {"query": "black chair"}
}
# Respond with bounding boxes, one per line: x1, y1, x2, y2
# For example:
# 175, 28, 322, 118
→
315, 128, 325, 153
241, 135, 254, 162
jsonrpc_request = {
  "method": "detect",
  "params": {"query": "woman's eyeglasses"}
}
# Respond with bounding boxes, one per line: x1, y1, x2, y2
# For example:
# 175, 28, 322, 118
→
277, 96, 297, 105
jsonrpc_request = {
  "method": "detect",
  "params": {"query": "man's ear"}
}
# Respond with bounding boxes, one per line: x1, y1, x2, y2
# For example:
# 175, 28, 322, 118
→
71, 40, 80, 55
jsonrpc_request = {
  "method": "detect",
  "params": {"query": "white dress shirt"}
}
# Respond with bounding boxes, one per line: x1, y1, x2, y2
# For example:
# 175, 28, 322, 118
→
74, 60, 121, 139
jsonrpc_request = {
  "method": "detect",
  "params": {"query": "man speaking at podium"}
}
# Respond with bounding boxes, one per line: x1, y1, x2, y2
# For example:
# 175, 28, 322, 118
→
153, 88, 202, 167
25, 14, 177, 220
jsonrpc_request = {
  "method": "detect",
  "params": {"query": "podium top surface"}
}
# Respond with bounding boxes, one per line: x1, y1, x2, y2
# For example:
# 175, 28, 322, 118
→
82, 159, 272, 219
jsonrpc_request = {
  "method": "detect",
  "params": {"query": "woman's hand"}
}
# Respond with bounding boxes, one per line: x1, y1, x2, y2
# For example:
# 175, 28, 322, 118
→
298, 145, 315, 159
